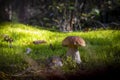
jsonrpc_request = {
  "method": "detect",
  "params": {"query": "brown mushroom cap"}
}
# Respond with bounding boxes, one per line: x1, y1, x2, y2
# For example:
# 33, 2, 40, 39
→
62, 36, 86, 48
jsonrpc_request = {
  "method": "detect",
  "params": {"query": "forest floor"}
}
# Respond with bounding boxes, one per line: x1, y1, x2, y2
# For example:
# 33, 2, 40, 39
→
0, 22, 120, 80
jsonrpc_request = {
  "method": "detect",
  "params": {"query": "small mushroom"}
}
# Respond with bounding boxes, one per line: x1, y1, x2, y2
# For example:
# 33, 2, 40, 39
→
62, 36, 86, 64
33, 40, 46, 45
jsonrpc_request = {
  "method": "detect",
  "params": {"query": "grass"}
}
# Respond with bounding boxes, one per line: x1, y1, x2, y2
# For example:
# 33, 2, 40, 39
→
0, 22, 120, 74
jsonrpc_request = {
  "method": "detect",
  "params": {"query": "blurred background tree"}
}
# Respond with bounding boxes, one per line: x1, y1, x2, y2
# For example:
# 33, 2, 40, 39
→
0, 0, 120, 31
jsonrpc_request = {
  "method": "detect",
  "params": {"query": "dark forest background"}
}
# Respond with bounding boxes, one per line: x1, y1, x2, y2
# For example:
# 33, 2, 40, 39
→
0, 0, 120, 31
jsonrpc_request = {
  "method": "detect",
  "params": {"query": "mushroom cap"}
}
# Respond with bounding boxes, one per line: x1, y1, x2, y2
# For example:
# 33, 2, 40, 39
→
62, 36, 86, 48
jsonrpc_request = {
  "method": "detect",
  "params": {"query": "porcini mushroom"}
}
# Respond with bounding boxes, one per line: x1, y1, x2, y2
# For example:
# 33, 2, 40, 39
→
62, 36, 86, 64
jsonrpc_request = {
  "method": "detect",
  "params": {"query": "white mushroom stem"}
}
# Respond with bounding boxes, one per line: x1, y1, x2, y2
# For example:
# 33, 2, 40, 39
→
66, 47, 82, 64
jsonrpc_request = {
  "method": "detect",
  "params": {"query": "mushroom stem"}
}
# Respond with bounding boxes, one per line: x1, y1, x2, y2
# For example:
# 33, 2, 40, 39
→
66, 48, 82, 64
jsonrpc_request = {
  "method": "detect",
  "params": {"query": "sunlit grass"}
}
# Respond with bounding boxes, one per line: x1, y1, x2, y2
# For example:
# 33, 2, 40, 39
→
0, 22, 120, 73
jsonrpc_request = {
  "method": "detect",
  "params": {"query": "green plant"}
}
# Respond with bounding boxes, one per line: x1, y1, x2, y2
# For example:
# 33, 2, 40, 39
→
62, 56, 79, 72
